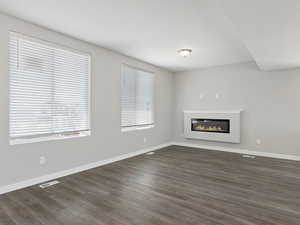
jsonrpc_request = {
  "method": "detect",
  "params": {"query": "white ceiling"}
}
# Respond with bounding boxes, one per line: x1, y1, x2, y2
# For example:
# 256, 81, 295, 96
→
0, 0, 298, 72
222, 0, 300, 71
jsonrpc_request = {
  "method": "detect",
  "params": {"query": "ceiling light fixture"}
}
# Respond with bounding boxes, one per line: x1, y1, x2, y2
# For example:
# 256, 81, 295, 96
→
178, 48, 192, 57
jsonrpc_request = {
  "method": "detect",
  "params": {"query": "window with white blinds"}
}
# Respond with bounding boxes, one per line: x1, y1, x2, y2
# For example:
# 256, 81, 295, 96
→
121, 64, 154, 129
9, 32, 90, 144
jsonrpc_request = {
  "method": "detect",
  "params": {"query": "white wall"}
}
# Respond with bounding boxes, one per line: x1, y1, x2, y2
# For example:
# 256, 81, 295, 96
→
173, 62, 300, 156
0, 13, 173, 187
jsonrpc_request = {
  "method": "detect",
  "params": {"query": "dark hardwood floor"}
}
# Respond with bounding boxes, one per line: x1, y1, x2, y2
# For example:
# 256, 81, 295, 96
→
0, 145, 300, 225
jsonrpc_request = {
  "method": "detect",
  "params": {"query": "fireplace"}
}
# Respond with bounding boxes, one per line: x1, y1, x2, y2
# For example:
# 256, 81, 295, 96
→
184, 110, 241, 143
191, 119, 230, 133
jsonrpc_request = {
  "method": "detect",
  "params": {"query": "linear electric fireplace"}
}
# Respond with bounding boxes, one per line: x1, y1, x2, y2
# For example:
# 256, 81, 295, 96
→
191, 118, 230, 133
184, 110, 241, 143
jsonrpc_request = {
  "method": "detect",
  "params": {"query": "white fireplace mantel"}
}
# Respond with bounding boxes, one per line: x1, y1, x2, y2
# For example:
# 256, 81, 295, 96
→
184, 110, 242, 143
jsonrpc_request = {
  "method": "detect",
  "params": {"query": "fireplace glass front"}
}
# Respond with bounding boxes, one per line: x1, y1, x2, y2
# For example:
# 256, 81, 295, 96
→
191, 118, 230, 133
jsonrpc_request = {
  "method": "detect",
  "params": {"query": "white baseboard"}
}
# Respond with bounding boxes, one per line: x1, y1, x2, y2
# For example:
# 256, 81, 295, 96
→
171, 142, 300, 161
2, 141, 298, 195
0, 142, 172, 195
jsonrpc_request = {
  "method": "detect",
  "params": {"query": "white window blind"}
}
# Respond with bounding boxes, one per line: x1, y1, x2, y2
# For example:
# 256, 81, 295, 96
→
121, 64, 154, 129
9, 32, 90, 144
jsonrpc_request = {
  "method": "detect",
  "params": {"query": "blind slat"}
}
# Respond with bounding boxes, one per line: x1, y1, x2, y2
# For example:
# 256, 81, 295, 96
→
9, 32, 90, 140
121, 65, 154, 128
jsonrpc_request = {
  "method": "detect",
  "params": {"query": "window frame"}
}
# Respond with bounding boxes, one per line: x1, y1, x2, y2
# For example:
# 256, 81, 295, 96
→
120, 63, 155, 132
9, 31, 92, 145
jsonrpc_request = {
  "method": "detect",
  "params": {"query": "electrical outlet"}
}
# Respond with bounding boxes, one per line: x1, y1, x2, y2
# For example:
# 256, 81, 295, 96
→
256, 139, 261, 145
40, 156, 46, 165
215, 93, 220, 99
143, 137, 147, 143
199, 94, 204, 99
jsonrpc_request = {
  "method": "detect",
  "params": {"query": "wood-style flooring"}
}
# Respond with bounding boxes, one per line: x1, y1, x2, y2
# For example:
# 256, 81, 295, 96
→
0, 145, 300, 225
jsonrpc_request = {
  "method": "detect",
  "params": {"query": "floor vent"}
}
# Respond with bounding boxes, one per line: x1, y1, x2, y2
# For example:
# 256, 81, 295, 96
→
39, 180, 60, 189
242, 154, 256, 159
146, 152, 155, 155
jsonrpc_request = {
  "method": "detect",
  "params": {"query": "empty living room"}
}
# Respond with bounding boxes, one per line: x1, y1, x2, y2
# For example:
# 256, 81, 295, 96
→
0, 0, 300, 225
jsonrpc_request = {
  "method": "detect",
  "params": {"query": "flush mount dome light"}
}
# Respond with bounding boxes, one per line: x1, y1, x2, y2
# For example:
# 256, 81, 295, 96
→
178, 48, 192, 57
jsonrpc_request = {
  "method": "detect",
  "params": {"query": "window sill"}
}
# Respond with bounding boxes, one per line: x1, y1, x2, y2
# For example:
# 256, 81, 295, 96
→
121, 124, 154, 132
10, 131, 91, 145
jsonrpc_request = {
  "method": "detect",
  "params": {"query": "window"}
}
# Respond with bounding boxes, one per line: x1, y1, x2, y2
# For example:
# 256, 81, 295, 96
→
121, 64, 154, 130
9, 32, 90, 144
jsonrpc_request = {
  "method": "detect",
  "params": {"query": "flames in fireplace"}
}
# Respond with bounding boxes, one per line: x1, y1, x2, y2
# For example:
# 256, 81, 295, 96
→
193, 125, 224, 132
191, 118, 230, 133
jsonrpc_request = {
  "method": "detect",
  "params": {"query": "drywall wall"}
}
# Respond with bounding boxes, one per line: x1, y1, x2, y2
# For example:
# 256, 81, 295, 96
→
0, 13, 173, 188
173, 62, 300, 156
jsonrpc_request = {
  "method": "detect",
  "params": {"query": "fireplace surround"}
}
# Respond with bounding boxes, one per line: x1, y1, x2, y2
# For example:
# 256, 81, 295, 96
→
184, 111, 241, 143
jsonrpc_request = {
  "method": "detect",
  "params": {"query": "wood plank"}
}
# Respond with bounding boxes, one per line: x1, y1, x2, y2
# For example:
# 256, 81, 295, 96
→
0, 145, 299, 225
